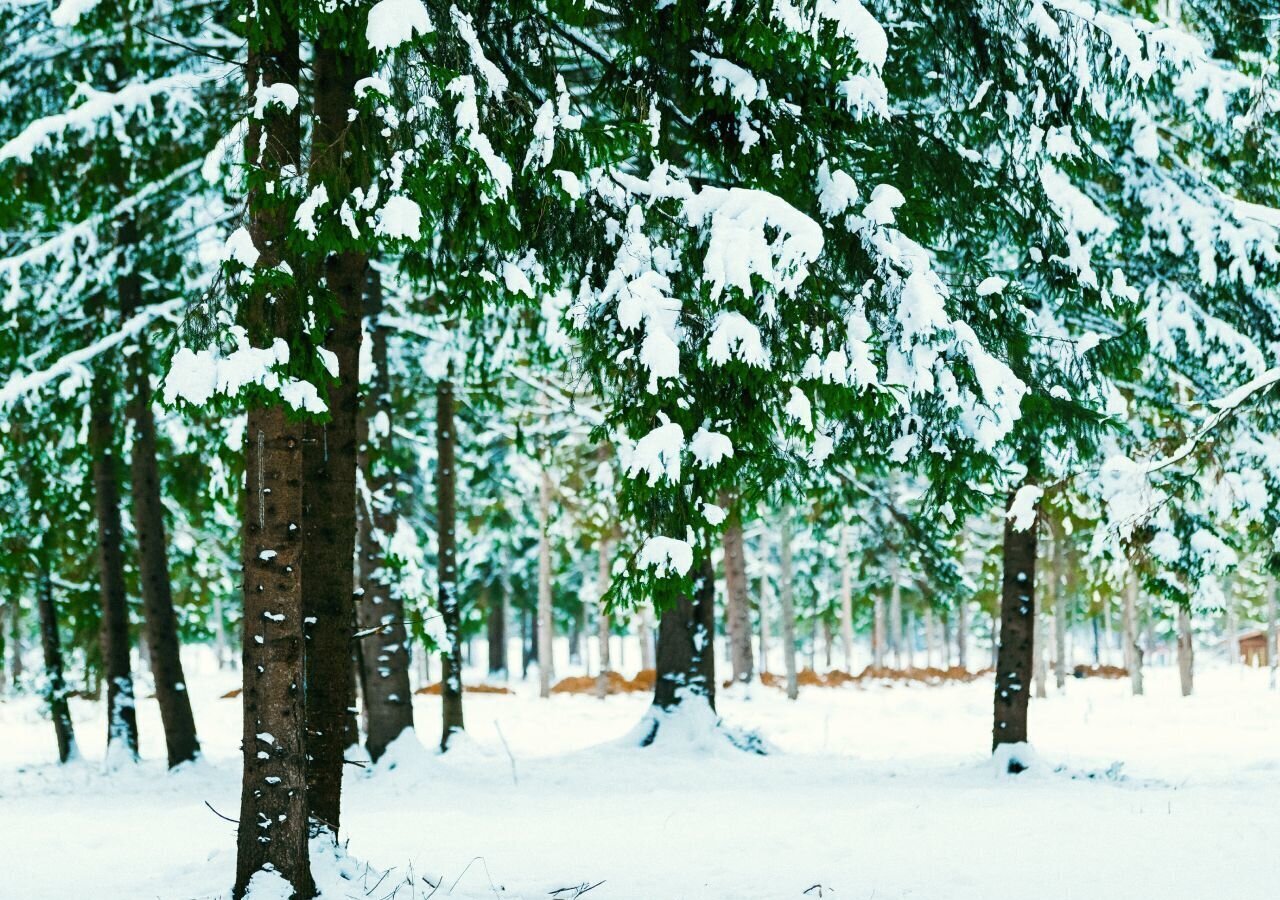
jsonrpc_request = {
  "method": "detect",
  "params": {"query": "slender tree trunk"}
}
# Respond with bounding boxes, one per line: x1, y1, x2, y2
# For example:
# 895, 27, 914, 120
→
1123, 569, 1144, 696
779, 512, 798, 700
537, 466, 555, 696
993, 488, 1038, 761
645, 557, 717, 738
990, 610, 1000, 670
1268, 579, 1278, 690
888, 558, 903, 668
1177, 605, 1194, 697
904, 610, 917, 669
596, 541, 611, 699
355, 274, 414, 763
722, 504, 753, 683
90, 362, 138, 764
1033, 607, 1048, 699
36, 563, 77, 763
234, 9, 312, 894
942, 611, 952, 668
1103, 599, 1115, 665
569, 601, 585, 667
437, 378, 464, 747
956, 601, 968, 670
1052, 521, 1068, 690
7, 599, 22, 689
757, 576, 770, 675
924, 608, 937, 668
839, 529, 855, 670
125, 323, 200, 767
212, 592, 230, 669
872, 593, 886, 669
487, 583, 507, 678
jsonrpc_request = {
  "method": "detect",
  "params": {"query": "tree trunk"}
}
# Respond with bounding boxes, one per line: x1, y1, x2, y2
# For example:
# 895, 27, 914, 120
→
757, 576, 770, 674
1123, 569, 1144, 696
234, 9, 312, 894
779, 512, 798, 700
956, 601, 968, 670
722, 505, 753, 683
872, 592, 885, 669
1177, 605, 1194, 697
888, 558, 903, 668
1052, 521, 1068, 690
212, 592, 230, 669
537, 466, 555, 696
924, 608, 937, 668
1269, 579, 1278, 690
125, 324, 200, 767
437, 378, 465, 748
993, 488, 1038, 762
596, 541, 612, 699
7, 599, 22, 689
942, 611, 952, 668
839, 529, 855, 670
904, 610, 917, 669
648, 557, 717, 719
1033, 605, 1048, 699
487, 583, 507, 678
90, 362, 139, 765
354, 272, 414, 763
36, 563, 78, 763
300, 32, 370, 836
990, 610, 1000, 670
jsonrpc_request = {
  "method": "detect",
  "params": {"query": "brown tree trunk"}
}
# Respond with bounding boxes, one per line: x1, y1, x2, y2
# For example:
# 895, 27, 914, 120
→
90, 361, 139, 764
36, 562, 78, 763
487, 583, 507, 678
779, 512, 798, 700
233, 8, 312, 895
993, 488, 1038, 764
722, 502, 753, 683
355, 270, 414, 762
125, 323, 200, 767
437, 378, 465, 748
648, 556, 717, 723
537, 466, 555, 696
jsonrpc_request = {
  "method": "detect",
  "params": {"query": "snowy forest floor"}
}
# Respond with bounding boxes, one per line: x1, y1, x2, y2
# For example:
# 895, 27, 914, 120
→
3, 661, 1278, 899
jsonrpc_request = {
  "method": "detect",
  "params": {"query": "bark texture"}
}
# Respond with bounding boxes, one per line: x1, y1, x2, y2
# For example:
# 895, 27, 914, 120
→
437, 378, 465, 748
125, 325, 200, 767
355, 272, 414, 762
90, 363, 139, 763
234, 9, 312, 895
300, 37, 369, 836
992, 489, 1038, 762
722, 504, 754, 683
651, 557, 717, 714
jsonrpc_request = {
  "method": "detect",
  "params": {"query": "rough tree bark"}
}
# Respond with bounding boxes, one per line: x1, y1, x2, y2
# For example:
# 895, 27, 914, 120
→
437, 377, 465, 748
537, 465, 555, 697
993, 488, 1038, 765
1123, 569, 1144, 696
644, 557, 717, 740
233, 6, 312, 895
1177, 604, 1194, 697
355, 271, 414, 762
36, 562, 77, 763
722, 500, 753, 683
300, 32, 369, 837
124, 312, 200, 767
89, 361, 139, 764
779, 511, 798, 700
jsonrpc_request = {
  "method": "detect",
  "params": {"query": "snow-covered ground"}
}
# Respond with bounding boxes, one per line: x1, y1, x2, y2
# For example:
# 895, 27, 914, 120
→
3, 660, 1278, 899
